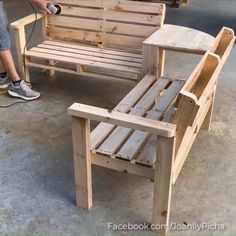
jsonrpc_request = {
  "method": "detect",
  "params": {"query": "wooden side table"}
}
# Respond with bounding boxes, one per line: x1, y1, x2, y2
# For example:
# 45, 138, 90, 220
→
143, 24, 215, 77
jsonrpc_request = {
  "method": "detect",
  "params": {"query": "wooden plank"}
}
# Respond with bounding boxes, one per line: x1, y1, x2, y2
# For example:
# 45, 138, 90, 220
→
116, 80, 184, 162
37, 43, 142, 63
102, 11, 162, 25
158, 48, 166, 77
142, 44, 158, 76
143, 24, 215, 54
135, 135, 156, 167
54, 7, 102, 19
71, 117, 92, 209
11, 13, 44, 29
25, 50, 140, 73
48, 13, 159, 39
26, 61, 136, 81
91, 75, 157, 149
37, 43, 142, 64
173, 96, 213, 183
97, 78, 170, 156
91, 153, 155, 180
43, 40, 142, 59
47, 27, 144, 50
48, 16, 102, 31
54, 0, 164, 14
68, 103, 177, 138
52, 0, 103, 8
104, 22, 158, 37
152, 136, 175, 235
30, 46, 142, 68
104, 0, 165, 14
101, 33, 144, 50
47, 27, 101, 44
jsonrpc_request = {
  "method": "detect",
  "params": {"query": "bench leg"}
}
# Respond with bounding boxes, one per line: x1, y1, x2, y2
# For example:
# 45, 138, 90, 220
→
71, 116, 93, 209
152, 136, 175, 235
24, 65, 30, 83
158, 48, 166, 77
142, 44, 158, 77
48, 60, 56, 77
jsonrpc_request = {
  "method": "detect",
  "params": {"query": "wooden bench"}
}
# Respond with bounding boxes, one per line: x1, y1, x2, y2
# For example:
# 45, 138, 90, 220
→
68, 27, 235, 235
10, 0, 166, 81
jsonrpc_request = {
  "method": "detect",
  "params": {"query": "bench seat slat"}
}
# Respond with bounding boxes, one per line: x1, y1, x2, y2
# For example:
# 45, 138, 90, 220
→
116, 80, 185, 162
32, 46, 142, 68
91, 75, 157, 149
96, 78, 170, 156
43, 41, 142, 59
135, 135, 157, 167
38, 43, 142, 63
26, 50, 141, 73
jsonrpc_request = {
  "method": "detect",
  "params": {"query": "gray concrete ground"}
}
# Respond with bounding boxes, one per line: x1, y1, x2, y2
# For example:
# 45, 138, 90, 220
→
0, 0, 235, 235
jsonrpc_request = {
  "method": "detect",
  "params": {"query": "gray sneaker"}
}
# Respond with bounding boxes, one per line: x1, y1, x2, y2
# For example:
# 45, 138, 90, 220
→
8, 80, 40, 101
0, 74, 11, 89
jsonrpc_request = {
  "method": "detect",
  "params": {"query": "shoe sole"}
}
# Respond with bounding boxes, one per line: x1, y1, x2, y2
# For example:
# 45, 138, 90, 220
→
8, 90, 40, 101
0, 83, 11, 89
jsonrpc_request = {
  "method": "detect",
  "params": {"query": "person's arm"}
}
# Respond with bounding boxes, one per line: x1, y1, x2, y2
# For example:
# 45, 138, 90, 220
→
29, 0, 51, 13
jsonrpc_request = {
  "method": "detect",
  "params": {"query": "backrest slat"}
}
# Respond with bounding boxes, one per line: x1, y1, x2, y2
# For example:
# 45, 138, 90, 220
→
47, 0, 165, 50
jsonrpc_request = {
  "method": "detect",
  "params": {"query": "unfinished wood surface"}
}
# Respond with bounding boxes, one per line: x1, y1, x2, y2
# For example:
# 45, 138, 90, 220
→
152, 136, 175, 234
97, 78, 170, 156
142, 44, 158, 76
116, 80, 184, 165
89, 78, 184, 167
68, 103, 176, 138
91, 153, 155, 180
91, 75, 157, 150
48, 0, 165, 50
71, 117, 92, 209
144, 24, 215, 54
158, 48, 166, 77
11, 0, 166, 81
66, 27, 235, 236
172, 26, 235, 182
25, 48, 141, 74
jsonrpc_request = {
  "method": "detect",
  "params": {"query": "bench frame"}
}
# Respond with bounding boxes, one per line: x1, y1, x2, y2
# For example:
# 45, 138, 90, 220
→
68, 27, 235, 235
11, 0, 166, 82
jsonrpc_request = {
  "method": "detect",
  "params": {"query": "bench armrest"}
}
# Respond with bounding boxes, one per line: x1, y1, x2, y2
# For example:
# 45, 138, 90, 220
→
10, 13, 46, 79
68, 103, 176, 138
11, 13, 45, 29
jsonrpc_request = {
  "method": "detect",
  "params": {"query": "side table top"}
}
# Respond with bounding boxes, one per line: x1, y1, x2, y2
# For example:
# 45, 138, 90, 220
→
143, 24, 215, 54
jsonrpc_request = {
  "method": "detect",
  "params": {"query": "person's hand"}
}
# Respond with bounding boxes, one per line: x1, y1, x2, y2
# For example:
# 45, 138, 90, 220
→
29, 0, 51, 14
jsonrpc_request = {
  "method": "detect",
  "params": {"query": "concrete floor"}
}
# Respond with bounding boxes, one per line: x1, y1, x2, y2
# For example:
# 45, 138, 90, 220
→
0, 0, 236, 235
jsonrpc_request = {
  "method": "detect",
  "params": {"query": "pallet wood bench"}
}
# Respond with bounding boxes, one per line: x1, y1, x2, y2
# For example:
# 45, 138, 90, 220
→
10, 0, 166, 81
68, 27, 235, 235
11, 0, 215, 83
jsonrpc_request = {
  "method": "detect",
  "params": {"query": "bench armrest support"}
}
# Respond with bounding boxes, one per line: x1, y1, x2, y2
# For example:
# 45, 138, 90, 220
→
11, 13, 45, 29
68, 103, 176, 138
10, 13, 46, 78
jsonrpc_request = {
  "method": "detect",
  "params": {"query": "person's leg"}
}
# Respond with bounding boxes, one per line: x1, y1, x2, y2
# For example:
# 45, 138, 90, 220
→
0, 53, 11, 89
0, 2, 40, 100
0, 50, 21, 81
0, 57, 5, 73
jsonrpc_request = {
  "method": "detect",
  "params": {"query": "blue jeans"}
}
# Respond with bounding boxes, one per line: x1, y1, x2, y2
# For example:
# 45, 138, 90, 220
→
0, 1, 10, 51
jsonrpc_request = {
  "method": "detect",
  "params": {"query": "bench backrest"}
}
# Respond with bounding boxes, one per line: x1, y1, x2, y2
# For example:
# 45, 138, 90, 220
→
47, 0, 165, 52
